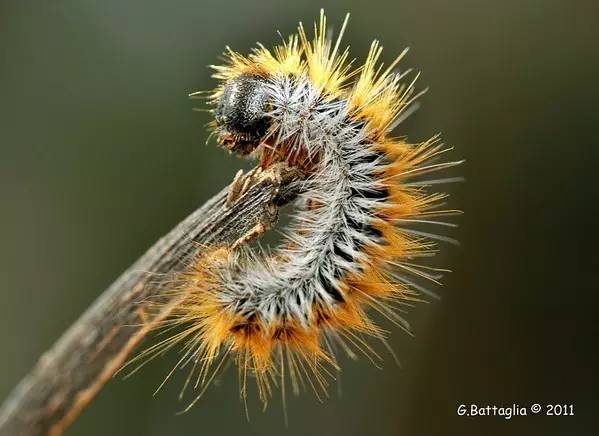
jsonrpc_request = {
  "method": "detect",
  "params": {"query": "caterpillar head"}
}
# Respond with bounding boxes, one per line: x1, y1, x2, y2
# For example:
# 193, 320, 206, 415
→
214, 74, 272, 156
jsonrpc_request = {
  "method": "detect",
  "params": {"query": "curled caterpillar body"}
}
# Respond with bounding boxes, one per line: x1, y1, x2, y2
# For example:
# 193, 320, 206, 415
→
136, 11, 461, 409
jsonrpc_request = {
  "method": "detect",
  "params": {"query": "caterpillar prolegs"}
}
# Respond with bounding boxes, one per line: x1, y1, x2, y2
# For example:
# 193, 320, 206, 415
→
131, 11, 462, 412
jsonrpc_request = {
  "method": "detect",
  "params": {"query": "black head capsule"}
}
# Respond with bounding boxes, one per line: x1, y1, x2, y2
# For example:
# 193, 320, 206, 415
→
215, 74, 272, 155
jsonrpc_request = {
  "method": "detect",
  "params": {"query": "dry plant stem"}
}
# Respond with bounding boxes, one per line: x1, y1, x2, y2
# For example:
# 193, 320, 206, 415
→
0, 166, 301, 436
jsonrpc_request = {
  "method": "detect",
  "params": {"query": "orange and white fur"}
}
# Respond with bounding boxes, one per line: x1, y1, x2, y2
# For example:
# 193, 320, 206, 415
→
139, 11, 461, 411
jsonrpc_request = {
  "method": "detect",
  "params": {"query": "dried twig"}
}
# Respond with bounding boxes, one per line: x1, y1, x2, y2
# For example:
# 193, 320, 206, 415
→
0, 166, 301, 436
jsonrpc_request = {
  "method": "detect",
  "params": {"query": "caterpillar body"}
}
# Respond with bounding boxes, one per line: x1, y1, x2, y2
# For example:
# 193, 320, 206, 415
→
136, 11, 461, 411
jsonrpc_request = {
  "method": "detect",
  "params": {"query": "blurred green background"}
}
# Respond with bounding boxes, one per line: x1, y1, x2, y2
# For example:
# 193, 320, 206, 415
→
1, 1, 597, 435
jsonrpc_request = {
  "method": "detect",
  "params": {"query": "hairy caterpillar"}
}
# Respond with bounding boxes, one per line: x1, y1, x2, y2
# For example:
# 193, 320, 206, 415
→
131, 10, 461, 413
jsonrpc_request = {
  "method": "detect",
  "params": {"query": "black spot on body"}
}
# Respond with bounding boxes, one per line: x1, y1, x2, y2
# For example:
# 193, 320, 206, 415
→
364, 225, 384, 239
351, 185, 389, 201
230, 313, 261, 336
347, 214, 381, 239
315, 310, 332, 326
318, 270, 344, 303
272, 328, 286, 340
334, 242, 354, 263
355, 152, 380, 165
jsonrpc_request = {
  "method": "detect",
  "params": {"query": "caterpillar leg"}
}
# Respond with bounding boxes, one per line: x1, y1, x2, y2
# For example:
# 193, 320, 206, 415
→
231, 221, 268, 250
226, 167, 263, 207
228, 163, 303, 250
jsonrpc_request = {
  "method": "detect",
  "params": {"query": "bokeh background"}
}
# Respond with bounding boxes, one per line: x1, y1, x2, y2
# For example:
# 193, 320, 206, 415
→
1, 1, 597, 435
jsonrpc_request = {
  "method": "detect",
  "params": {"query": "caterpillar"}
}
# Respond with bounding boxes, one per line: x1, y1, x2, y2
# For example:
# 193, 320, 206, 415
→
132, 10, 461, 413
